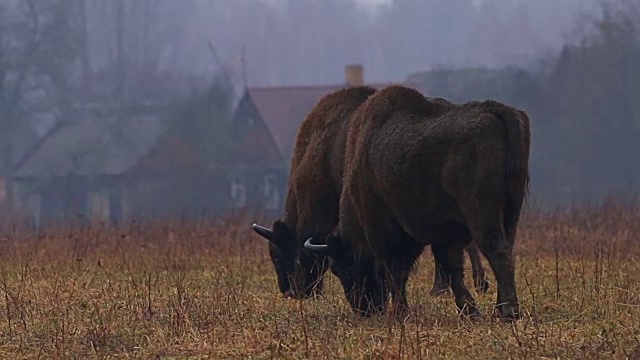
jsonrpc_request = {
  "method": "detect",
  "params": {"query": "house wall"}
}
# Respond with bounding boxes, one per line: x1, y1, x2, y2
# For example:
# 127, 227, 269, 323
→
230, 94, 288, 215
0, 177, 5, 203
25, 193, 41, 229
227, 167, 286, 216
10, 175, 90, 228
120, 174, 232, 220
13, 172, 288, 227
88, 190, 111, 222
10, 191, 43, 229
43, 176, 89, 225
14, 172, 237, 228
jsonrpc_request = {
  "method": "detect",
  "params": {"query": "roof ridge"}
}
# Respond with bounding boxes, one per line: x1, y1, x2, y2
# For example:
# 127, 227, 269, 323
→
13, 121, 67, 173
248, 84, 345, 91
247, 81, 417, 91
241, 81, 423, 159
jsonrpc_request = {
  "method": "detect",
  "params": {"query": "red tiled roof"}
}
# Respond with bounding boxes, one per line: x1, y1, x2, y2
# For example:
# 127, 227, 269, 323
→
246, 85, 343, 158
246, 82, 421, 158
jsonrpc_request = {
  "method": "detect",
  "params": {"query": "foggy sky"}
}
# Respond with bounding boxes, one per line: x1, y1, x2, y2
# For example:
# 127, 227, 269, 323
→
183, 0, 602, 87
8, 0, 605, 92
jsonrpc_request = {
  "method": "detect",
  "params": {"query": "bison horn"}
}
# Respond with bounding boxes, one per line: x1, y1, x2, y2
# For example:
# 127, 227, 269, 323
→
304, 238, 329, 252
252, 223, 274, 241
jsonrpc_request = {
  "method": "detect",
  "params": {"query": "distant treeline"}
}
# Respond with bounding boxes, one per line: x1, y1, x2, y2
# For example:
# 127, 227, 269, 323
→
407, 5, 640, 205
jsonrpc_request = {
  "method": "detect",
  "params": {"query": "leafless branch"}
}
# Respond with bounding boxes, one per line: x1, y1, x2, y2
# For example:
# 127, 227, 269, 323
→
4, 0, 45, 126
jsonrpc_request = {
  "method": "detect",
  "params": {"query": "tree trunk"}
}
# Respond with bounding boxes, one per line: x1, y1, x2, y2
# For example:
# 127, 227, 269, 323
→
115, 0, 126, 100
76, 0, 91, 90
142, 0, 150, 68
3, 144, 14, 212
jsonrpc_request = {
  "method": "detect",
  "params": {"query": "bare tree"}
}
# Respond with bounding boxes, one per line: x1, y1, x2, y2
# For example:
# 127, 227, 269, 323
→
0, 0, 77, 211
70, 0, 201, 102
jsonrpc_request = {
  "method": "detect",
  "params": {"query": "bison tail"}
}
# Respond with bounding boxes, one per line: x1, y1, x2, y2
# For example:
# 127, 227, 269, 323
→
487, 102, 532, 242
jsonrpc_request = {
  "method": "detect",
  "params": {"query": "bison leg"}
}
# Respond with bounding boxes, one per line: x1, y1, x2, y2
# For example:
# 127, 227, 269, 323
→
475, 223, 520, 321
431, 229, 488, 296
344, 259, 388, 318
429, 248, 451, 296
385, 239, 424, 318
466, 242, 490, 293
431, 244, 479, 319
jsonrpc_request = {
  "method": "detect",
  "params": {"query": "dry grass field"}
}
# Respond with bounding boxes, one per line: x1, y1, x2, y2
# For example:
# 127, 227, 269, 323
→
1, 200, 639, 359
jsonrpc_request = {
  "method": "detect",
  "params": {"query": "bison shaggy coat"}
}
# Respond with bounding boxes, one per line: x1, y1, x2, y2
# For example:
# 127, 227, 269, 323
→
252, 86, 377, 298
306, 85, 531, 320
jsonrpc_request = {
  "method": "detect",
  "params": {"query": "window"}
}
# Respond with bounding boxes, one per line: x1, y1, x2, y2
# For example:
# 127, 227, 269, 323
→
262, 174, 280, 210
88, 191, 110, 222
0, 177, 5, 203
230, 176, 247, 208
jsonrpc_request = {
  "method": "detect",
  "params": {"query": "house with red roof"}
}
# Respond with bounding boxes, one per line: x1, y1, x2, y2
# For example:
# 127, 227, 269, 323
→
227, 65, 422, 213
6, 65, 420, 226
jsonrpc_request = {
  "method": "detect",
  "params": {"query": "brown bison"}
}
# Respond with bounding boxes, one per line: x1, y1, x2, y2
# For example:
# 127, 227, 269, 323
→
305, 85, 531, 321
252, 86, 378, 298
252, 86, 490, 300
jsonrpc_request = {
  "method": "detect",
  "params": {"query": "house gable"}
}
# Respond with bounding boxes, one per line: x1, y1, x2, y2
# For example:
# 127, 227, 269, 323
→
230, 93, 285, 168
239, 81, 425, 162
244, 85, 344, 159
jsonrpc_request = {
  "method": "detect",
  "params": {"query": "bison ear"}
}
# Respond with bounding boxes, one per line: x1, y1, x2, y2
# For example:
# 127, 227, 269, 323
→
252, 223, 274, 242
272, 220, 289, 234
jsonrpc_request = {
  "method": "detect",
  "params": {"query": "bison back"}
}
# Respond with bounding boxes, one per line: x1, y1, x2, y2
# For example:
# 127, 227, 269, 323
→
284, 86, 377, 236
342, 85, 530, 245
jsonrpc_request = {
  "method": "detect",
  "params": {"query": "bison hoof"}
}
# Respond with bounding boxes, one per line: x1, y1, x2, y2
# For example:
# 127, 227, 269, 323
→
495, 304, 521, 322
458, 303, 481, 320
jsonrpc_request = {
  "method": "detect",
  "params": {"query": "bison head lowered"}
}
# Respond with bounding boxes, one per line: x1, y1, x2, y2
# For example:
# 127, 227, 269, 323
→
305, 235, 388, 316
252, 221, 328, 299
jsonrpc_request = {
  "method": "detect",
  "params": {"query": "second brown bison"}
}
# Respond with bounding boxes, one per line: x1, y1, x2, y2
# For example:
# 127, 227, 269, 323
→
252, 85, 490, 299
252, 86, 377, 298
306, 85, 531, 320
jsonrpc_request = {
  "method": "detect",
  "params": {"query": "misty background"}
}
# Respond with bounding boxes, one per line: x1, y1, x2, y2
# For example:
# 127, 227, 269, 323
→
88, 0, 604, 86
1, 0, 639, 226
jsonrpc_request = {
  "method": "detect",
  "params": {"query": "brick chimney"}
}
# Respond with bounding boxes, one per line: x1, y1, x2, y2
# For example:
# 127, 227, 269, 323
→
345, 64, 364, 87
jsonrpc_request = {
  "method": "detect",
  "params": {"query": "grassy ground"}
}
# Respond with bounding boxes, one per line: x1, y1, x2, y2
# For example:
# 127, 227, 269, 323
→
0, 201, 639, 359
